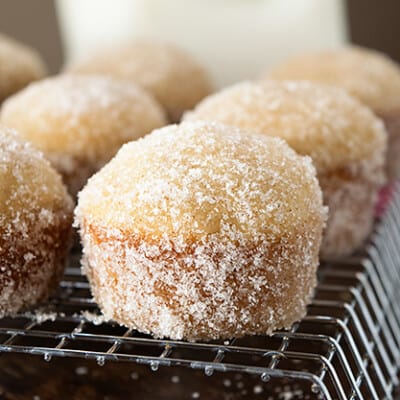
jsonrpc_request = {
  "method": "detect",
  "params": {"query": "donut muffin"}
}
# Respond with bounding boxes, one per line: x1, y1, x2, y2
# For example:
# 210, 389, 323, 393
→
185, 81, 387, 258
0, 33, 46, 103
0, 127, 73, 317
68, 39, 213, 122
265, 46, 400, 179
75, 121, 327, 341
0, 75, 166, 195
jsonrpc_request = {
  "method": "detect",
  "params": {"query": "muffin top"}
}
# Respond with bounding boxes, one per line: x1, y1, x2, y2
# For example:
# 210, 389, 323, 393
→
0, 33, 46, 103
0, 75, 167, 164
185, 81, 387, 173
76, 121, 326, 243
0, 127, 72, 236
68, 39, 213, 121
266, 46, 400, 116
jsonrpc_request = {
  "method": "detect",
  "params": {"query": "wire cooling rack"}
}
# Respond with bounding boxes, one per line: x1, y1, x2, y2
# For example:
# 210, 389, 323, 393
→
1, 186, 400, 400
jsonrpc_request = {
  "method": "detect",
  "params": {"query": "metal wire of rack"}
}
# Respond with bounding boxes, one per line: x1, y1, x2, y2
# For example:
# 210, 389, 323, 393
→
1, 186, 400, 400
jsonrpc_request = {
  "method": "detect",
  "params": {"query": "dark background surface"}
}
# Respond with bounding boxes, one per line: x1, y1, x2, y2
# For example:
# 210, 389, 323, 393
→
0, 0, 62, 72
0, 0, 399, 73
347, 0, 400, 62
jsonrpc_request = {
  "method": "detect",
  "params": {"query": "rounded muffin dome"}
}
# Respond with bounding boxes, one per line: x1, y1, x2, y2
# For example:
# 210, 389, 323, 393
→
68, 39, 213, 122
265, 46, 400, 116
0, 74, 167, 194
185, 81, 387, 174
0, 33, 46, 103
0, 127, 73, 317
75, 121, 327, 340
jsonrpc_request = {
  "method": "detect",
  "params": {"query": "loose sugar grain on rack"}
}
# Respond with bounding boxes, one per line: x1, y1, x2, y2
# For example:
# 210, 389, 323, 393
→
23, 309, 65, 324
185, 81, 387, 259
75, 121, 327, 341
79, 310, 107, 325
0, 75, 167, 195
0, 127, 73, 317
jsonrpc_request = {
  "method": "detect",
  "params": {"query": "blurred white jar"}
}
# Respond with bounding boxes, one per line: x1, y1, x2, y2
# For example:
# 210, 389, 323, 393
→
56, 0, 348, 87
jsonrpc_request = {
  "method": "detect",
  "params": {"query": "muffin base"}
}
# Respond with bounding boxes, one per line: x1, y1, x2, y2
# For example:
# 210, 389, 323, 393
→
79, 223, 321, 341
319, 156, 384, 259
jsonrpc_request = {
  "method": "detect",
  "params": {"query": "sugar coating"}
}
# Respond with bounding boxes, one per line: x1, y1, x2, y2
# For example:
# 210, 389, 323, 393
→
266, 46, 400, 116
0, 33, 46, 103
75, 121, 327, 340
68, 39, 213, 121
0, 75, 167, 194
185, 81, 387, 174
0, 127, 73, 317
185, 81, 387, 258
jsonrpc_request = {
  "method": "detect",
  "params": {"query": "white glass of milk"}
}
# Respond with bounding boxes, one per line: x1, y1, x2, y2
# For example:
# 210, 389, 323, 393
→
56, 0, 348, 87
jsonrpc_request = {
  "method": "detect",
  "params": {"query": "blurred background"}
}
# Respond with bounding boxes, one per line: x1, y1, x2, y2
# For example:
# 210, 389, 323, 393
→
0, 0, 399, 83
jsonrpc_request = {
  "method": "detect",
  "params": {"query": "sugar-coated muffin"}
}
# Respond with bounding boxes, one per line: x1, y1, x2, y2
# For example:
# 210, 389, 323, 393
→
0, 33, 46, 103
265, 46, 400, 179
185, 81, 387, 258
67, 39, 213, 122
75, 121, 327, 341
0, 127, 73, 317
0, 75, 167, 195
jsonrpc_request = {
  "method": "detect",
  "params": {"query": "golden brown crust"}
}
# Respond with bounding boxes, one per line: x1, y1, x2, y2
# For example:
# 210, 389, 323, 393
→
0, 33, 46, 103
68, 39, 213, 121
